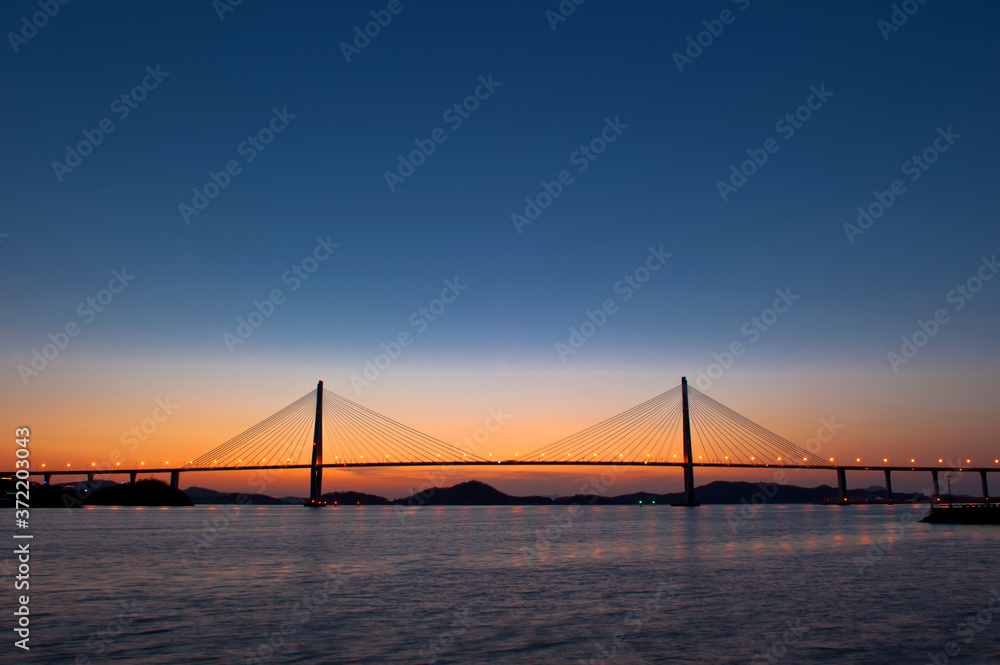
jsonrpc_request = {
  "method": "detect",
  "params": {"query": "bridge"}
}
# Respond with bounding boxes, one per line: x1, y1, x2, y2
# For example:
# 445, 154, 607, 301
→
17, 378, 997, 506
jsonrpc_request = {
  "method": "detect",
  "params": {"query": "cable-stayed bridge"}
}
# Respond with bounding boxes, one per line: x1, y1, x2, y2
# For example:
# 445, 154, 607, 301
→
18, 378, 997, 506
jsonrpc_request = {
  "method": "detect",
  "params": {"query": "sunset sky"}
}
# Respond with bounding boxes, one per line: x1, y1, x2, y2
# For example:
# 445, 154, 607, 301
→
2, 1, 998, 498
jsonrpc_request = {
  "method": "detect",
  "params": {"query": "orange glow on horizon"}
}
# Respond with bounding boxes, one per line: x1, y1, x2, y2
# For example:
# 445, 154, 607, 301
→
9, 366, 998, 496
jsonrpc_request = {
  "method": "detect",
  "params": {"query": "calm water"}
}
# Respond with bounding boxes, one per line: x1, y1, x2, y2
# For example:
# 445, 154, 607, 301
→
9, 504, 1000, 664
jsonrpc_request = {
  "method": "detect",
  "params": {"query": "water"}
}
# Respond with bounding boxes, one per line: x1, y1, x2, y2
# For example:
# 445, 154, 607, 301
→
9, 504, 1000, 664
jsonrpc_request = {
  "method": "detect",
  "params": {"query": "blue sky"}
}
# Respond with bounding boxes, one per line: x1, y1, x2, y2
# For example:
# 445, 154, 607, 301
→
2, 1, 998, 493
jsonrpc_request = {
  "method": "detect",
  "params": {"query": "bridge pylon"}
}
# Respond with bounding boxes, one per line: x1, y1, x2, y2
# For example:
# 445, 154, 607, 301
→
304, 380, 327, 507
672, 376, 700, 507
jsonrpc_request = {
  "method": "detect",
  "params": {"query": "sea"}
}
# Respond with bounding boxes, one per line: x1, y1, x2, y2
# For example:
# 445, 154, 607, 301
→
8, 503, 1000, 664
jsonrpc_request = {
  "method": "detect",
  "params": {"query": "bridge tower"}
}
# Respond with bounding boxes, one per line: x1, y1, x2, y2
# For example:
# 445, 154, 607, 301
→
304, 380, 327, 507
672, 376, 700, 507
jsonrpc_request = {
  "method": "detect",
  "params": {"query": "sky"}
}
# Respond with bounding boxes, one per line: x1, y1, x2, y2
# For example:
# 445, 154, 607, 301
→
2, 1, 998, 497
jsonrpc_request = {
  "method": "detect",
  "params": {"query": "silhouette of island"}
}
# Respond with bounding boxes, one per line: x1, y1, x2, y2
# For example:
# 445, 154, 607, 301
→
26, 479, 193, 507
390, 479, 928, 506
18, 478, 938, 508
185, 486, 288, 505
86, 479, 193, 506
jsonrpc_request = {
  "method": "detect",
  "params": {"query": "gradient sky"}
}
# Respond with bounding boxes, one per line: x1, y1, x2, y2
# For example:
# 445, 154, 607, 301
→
2, 1, 998, 497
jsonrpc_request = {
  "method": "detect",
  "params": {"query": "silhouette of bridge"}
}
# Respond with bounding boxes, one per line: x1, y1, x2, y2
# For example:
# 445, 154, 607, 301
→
21, 378, 997, 506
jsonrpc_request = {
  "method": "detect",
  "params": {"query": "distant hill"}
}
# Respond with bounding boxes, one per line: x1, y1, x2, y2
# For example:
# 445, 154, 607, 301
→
55, 479, 119, 492
33, 479, 936, 508
184, 486, 287, 505
393, 479, 927, 506
85, 479, 193, 506
556, 481, 925, 505
24, 479, 191, 507
321, 490, 391, 505
394, 480, 552, 506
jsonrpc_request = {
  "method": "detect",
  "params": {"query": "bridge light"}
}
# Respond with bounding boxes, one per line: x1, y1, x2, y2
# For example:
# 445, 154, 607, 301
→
116, 462, 120, 466
911, 459, 915, 463
883, 458, 888, 463
829, 458, 834, 462
41, 463, 45, 467
91, 462, 96, 466
803, 457, 807, 462
856, 458, 861, 462
939, 459, 943, 463
66, 463, 71, 467
140, 462, 145, 466
967, 459, 971, 464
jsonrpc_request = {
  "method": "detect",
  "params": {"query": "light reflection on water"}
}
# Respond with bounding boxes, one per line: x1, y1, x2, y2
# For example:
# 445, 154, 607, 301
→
12, 504, 1000, 664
